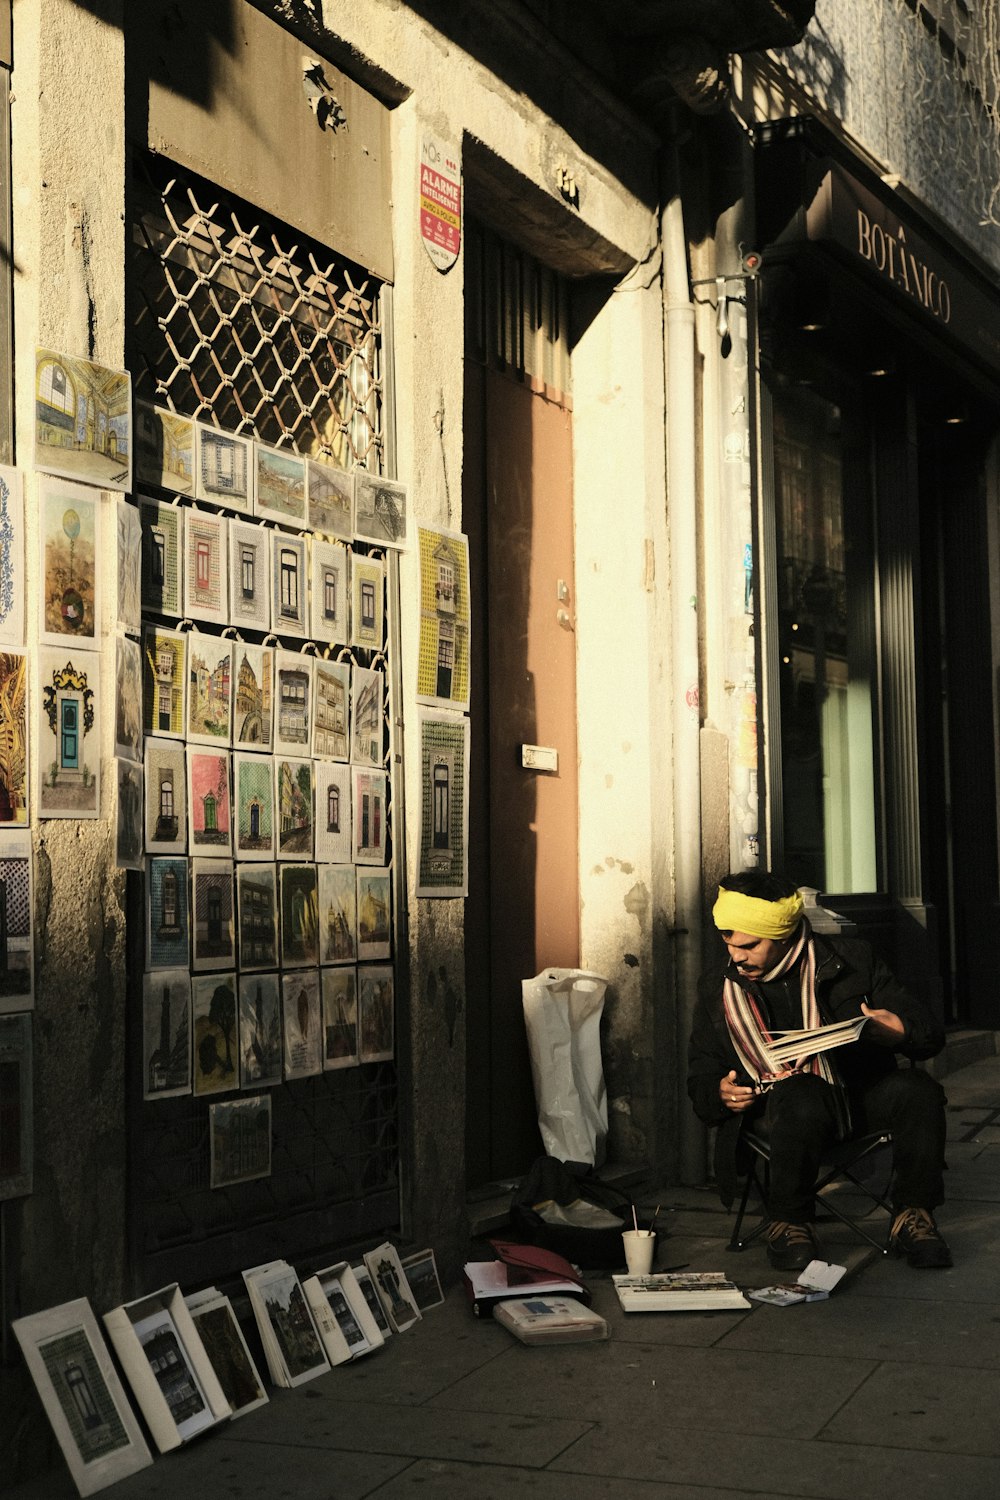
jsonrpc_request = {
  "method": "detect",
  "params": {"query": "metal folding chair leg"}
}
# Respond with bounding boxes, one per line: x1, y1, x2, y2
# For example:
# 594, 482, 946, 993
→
726, 1129, 894, 1254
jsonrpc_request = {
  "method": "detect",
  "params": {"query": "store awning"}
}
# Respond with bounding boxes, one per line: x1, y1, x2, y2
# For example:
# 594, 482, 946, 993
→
756, 119, 1000, 384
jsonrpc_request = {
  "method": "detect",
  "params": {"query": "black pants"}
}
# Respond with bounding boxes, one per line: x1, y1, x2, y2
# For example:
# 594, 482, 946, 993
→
754, 1068, 947, 1223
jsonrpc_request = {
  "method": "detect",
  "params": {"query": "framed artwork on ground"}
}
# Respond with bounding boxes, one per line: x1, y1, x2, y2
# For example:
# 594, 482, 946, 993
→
12, 1298, 153, 1496
184, 1288, 269, 1418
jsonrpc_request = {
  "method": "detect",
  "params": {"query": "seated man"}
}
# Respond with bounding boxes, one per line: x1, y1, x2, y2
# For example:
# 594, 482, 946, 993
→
687, 870, 951, 1271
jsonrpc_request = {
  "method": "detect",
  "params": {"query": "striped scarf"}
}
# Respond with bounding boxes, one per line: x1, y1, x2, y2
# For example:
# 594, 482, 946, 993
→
722, 918, 850, 1135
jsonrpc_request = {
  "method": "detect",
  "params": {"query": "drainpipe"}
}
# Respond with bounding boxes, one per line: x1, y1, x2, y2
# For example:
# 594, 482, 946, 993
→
662, 168, 706, 1186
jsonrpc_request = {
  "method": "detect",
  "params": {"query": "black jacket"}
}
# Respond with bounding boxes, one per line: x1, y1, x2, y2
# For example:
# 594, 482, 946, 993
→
687, 932, 945, 1206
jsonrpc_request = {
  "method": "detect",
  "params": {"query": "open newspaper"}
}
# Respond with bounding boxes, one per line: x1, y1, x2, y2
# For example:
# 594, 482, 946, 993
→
764, 1013, 869, 1069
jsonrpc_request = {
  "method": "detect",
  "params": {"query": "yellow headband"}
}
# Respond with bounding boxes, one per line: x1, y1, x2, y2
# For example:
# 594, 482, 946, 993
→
712, 887, 804, 941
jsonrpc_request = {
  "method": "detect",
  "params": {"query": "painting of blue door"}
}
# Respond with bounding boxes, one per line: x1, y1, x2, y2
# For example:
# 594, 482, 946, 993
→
61, 699, 79, 769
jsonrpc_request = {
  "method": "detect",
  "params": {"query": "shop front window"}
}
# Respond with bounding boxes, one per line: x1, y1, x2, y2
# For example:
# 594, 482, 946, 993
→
773, 386, 878, 894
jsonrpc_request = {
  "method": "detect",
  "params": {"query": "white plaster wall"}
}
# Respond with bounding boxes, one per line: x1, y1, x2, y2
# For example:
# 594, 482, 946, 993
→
572, 266, 671, 1165
11, 0, 129, 1312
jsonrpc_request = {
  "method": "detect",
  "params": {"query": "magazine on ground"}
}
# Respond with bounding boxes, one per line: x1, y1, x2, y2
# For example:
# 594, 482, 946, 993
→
494, 1296, 608, 1345
747, 1260, 847, 1306
613, 1272, 751, 1312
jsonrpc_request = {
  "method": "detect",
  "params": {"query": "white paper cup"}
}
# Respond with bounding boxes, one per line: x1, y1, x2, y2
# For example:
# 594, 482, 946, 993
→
622, 1229, 655, 1276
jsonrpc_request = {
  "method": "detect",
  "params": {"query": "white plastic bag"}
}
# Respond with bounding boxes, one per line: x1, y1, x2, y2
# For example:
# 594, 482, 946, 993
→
521, 967, 609, 1167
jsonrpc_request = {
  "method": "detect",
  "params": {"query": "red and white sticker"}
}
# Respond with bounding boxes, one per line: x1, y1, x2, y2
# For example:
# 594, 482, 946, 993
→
420, 135, 461, 272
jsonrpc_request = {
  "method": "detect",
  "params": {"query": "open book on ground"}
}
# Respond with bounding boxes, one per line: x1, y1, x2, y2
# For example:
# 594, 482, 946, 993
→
766, 1014, 869, 1067
613, 1272, 751, 1312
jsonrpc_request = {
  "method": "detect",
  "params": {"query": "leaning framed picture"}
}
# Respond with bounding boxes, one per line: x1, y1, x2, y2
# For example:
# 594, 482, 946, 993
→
184, 1288, 269, 1419
12, 1298, 153, 1496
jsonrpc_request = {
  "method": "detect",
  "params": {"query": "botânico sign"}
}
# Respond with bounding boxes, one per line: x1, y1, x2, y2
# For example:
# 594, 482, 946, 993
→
420, 135, 461, 272
804, 160, 1000, 377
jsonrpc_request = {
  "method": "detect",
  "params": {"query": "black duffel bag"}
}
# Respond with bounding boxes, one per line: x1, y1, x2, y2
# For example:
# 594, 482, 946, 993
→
509, 1155, 659, 1269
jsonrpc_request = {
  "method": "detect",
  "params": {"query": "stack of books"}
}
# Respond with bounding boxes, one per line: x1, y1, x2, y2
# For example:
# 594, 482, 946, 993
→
494, 1296, 608, 1345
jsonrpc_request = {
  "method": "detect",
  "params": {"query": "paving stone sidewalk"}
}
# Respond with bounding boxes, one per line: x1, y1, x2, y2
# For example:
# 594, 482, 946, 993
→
9, 1053, 1000, 1500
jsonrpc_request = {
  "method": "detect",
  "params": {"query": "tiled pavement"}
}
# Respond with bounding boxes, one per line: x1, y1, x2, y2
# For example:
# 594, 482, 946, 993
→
8, 1053, 1000, 1499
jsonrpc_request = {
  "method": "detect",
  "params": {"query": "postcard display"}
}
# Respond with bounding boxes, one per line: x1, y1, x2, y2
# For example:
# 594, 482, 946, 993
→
123, 394, 413, 1287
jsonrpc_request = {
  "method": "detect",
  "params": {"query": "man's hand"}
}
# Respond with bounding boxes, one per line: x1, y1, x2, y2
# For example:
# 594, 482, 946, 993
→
860, 1002, 906, 1045
719, 1070, 756, 1113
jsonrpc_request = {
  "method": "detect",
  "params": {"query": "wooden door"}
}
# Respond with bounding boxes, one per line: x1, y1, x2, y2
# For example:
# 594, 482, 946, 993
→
464, 236, 579, 1184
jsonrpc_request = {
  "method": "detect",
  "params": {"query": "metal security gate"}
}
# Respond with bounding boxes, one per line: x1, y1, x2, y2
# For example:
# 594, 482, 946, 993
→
126, 151, 405, 1293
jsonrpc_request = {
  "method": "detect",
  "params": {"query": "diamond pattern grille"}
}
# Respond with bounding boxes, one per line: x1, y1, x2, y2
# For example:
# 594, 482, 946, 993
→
130, 152, 382, 469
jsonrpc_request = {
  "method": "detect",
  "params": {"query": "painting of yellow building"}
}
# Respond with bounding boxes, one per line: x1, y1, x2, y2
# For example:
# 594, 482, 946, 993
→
416, 524, 470, 709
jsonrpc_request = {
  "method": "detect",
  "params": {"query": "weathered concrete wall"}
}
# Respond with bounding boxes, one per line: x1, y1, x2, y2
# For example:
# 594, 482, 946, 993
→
2, 0, 128, 1481
11, 0, 128, 1319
